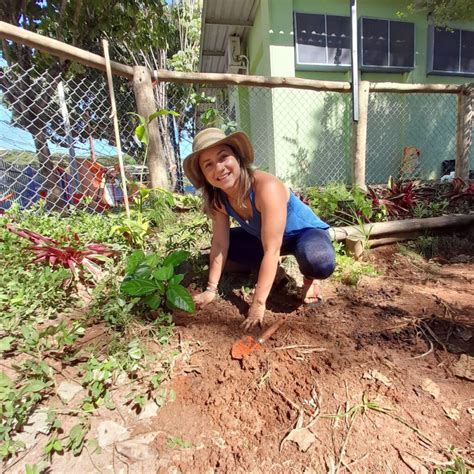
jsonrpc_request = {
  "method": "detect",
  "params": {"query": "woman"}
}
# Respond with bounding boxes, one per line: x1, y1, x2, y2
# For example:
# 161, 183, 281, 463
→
183, 128, 335, 329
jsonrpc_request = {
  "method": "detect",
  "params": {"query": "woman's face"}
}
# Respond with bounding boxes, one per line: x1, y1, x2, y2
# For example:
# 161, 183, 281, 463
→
199, 144, 241, 191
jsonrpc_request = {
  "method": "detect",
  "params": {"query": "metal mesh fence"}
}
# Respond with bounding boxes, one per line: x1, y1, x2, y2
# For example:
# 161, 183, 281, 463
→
0, 58, 471, 213
0, 61, 138, 212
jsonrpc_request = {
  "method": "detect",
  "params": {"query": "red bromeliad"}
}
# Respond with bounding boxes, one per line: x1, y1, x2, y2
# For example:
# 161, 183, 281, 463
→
6, 223, 118, 283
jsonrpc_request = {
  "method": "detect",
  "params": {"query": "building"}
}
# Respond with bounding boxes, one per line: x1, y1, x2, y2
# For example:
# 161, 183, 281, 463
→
199, 0, 474, 186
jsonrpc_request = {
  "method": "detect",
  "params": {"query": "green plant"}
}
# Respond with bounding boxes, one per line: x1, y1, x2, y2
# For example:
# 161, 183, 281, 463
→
167, 436, 192, 449
130, 109, 180, 184
413, 200, 449, 219
332, 241, 378, 286
307, 183, 352, 221
110, 213, 150, 248
120, 250, 195, 313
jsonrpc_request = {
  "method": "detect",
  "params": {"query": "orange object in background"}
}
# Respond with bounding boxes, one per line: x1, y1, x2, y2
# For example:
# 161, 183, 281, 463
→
76, 159, 106, 196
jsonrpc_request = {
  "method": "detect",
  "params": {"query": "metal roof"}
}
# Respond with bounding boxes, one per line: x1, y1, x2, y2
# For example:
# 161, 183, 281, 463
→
199, 0, 260, 73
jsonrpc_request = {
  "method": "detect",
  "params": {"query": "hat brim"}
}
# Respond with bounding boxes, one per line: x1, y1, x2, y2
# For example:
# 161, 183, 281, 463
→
183, 131, 254, 189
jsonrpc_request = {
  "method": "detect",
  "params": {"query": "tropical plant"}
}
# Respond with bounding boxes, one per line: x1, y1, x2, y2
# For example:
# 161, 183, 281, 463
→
120, 250, 195, 313
5, 224, 118, 283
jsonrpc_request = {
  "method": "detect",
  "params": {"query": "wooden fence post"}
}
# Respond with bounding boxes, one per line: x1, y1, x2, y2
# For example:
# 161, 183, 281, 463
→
455, 83, 473, 181
132, 65, 170, 190
352, 80, 369, 190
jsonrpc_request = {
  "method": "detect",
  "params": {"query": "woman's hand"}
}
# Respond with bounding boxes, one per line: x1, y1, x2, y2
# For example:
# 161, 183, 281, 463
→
241, 300, 266, 330
193, 290, 216, 309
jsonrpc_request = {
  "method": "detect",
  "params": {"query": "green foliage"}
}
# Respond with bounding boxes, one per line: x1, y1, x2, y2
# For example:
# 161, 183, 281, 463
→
110, 214, 151, 248
307, 184, 353, 221
332, 242, 378, 286
400, 0, 474, 25
121, 250, 195, 313
413, 200, 449, 219
200, 108, 238, 134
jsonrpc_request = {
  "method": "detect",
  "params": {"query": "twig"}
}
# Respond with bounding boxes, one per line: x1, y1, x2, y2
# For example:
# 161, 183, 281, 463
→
86, 445, 103, 473
269, 383, 301, 411
334, 410, 358, 474
273, 344, 327, 352
411, 337, 434, 359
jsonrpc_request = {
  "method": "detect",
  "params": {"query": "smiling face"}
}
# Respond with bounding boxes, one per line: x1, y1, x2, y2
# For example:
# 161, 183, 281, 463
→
198, 144, 242, 192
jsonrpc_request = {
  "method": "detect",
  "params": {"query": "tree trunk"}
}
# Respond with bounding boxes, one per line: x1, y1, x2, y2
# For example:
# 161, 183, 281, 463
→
33, 130, 64, 210
132, 65, 170, 190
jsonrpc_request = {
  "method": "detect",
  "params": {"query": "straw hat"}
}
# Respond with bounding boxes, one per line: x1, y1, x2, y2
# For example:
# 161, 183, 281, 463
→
183, 128, 254, 188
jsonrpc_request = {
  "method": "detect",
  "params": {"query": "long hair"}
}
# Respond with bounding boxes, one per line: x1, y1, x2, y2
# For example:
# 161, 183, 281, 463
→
201, 145, 254, 217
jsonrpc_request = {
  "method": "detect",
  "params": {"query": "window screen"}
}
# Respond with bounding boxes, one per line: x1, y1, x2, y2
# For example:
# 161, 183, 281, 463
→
361, 18, 415, 69
294, 12, 351, 66
362, 19, 388, 66
390, 21, 415, 68
461, 30, 474, 73
433, 27, 460, 72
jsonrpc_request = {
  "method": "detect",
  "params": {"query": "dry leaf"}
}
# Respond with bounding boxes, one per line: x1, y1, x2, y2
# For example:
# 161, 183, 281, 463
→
421, 378, 440, 399
452, 354, 474, 381
282, 427, 317, 452
363, 369, 392, 387
467, 407, 474, 419
443, 407, 460, 421
280, 409, 317, 452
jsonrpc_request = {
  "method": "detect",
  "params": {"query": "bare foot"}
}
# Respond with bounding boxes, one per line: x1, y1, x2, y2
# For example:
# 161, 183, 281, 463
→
302, 278, 322, 305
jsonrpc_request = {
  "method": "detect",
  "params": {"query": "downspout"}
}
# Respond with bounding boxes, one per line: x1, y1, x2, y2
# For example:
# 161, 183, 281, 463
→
350, 0, 359, 121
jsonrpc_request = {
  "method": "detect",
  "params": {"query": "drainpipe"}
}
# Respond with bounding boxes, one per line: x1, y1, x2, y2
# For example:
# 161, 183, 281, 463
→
350, 0, 359, 121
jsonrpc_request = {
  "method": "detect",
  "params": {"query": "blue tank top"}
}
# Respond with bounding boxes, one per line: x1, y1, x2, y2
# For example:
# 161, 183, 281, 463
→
221, 189, 329, 240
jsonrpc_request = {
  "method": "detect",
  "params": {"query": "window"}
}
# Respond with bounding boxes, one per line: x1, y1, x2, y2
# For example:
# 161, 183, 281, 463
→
428, 26, 474, 75
361, 18, 415, 70
294, 12, 351, 67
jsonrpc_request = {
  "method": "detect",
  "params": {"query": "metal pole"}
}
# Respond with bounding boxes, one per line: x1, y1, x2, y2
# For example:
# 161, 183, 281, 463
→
102, 39, 130, 218
57, 81, 80, 203
350, 0, 359, 121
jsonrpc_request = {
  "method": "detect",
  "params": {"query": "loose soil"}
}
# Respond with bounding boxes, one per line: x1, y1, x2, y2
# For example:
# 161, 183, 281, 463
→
8, 244, 474, 473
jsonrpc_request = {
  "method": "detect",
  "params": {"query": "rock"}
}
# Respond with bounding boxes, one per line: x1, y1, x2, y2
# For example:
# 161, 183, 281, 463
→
13, 430, 37, 450
24, 410, 51, 435
363, 369, 392, 387
115, 439, 158, 462
452, 354, 474, 381
281, 427, 317, 452
57, 381, 83, 403
138, 402, 159, 420
421, 378, 440, 399
97, 421, 130, 448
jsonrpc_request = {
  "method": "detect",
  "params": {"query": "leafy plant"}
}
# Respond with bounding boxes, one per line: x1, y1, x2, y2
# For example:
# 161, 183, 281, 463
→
110, 214, 150, 248
5, 224, 118, 283
120, 250, 195, 313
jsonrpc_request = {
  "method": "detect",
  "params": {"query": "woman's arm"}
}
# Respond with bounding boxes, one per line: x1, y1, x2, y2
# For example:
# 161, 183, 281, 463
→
243, 176, 288, 328
208, 210, 230, 287
194, 210, 230, 308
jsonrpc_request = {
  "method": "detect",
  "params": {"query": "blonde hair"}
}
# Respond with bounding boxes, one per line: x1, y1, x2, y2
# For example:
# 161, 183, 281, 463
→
201, 146, 254, 217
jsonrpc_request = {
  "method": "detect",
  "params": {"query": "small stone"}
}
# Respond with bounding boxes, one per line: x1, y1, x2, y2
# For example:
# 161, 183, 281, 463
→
138, 402, 159, 420
421, 378, 440, 399
57, 381, 83, 403
24, 410, 51, 435
115, 439, 157, 461
97, 421, 130, 448
13, 430, 37, 450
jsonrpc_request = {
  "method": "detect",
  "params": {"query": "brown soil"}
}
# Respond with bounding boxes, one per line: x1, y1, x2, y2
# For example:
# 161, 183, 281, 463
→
9, 244, 474, 473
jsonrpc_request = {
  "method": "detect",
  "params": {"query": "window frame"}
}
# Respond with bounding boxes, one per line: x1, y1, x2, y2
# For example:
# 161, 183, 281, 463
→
359, 16, 416, 72
293, 11, 352, 70
427, 25, 474, 77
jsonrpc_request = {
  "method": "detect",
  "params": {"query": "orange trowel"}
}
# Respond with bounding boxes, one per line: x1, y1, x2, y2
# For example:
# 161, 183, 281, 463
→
231, 317, 286, 359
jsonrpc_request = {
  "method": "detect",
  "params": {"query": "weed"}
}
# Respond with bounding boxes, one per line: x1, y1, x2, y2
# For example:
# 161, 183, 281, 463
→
332, 242, 378, 286
167, 436, 192, 449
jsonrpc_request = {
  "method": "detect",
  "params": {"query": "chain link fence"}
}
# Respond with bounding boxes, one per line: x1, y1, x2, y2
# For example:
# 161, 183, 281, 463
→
1, 57, 471, 213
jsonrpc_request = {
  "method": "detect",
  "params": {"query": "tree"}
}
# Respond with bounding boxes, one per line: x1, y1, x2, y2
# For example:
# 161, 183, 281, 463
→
404, 0, 474, 25
0, 0, 173, 205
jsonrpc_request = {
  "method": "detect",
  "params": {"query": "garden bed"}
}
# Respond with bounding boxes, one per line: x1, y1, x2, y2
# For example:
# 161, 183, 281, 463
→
3, 237, 474, 472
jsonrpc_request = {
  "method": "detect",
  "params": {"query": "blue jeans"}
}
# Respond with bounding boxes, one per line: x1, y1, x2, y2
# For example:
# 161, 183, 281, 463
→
227, 227, 336, 280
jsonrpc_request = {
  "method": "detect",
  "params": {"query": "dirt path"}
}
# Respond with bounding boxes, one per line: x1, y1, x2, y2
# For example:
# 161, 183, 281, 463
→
10, 245, 473, 473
